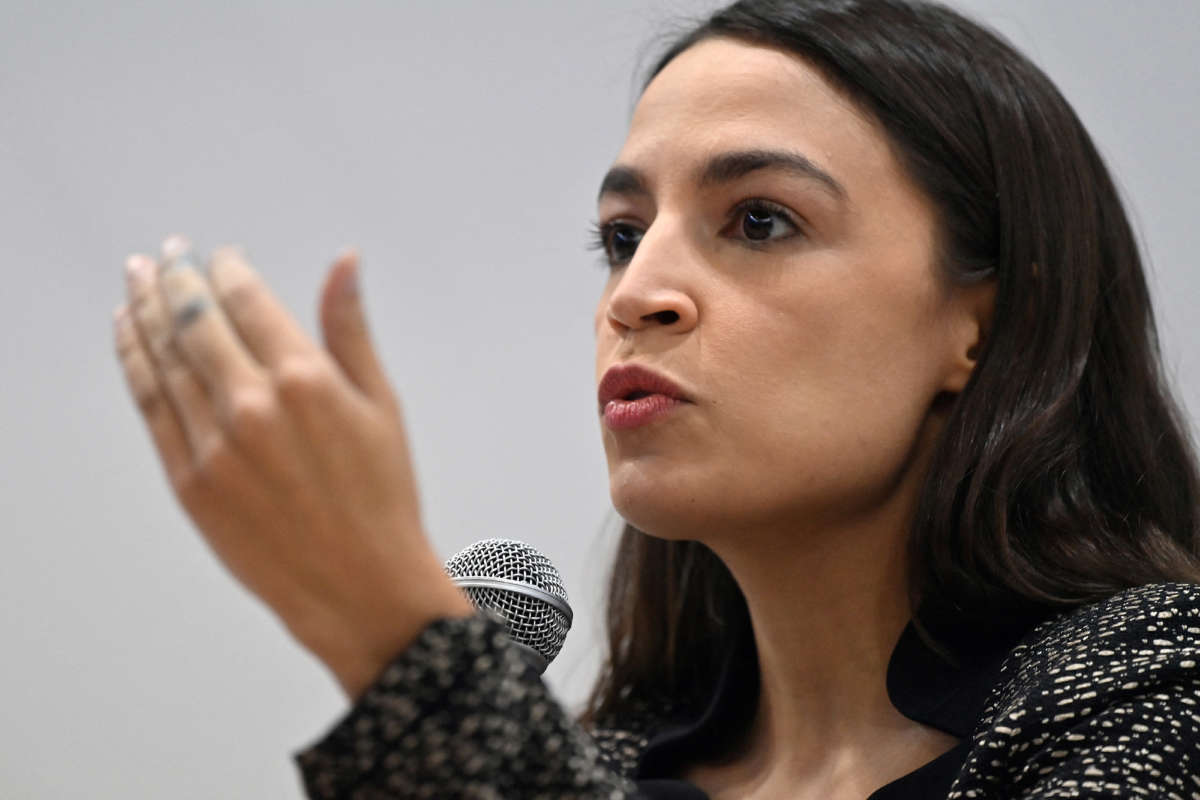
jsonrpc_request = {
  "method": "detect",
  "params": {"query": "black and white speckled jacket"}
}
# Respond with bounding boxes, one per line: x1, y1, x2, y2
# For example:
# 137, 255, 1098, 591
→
295, 582, 1200, 799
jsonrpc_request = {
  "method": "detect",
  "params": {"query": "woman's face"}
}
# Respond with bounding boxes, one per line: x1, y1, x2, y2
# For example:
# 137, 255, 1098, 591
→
593, 37, 989, 544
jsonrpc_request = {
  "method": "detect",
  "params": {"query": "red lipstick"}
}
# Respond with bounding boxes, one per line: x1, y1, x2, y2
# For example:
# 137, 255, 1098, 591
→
598, 364, 691, 430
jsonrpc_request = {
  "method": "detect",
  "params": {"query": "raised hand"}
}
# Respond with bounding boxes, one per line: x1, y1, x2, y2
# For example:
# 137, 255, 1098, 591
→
112, 236, 473, 700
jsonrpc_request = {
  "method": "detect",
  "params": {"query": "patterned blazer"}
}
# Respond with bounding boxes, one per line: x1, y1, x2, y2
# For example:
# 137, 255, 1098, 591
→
295, 582, 1200, 799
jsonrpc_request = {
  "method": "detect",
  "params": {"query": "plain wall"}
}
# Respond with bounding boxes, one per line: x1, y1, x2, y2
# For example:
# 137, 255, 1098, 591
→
1, 1, 1196, 797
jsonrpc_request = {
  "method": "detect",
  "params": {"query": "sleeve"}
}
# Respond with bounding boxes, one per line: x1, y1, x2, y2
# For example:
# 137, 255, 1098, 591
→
949, 584, 1200, 799
1009, 672, 1200, 798
293, 611, 639, 800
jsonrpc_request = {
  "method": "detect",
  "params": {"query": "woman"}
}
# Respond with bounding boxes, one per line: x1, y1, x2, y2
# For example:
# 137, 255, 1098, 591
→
112, 0, 1200, 797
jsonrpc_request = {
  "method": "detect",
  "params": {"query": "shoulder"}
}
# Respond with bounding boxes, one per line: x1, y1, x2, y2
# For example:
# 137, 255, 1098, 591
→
950, 582, 1200, 798
995, 581, 1200, 703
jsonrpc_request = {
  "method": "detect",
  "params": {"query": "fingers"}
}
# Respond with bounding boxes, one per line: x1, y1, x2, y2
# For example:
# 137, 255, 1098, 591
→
117, 235, 369, 476
319, 249, 396, 406
125, 250, 223, 462
113, 300, 193, 486
206, 245, 315, 369
156, 238, 268, 421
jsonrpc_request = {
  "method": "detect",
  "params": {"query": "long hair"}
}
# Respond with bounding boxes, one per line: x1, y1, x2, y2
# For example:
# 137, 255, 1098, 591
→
581, 0, 1200, 728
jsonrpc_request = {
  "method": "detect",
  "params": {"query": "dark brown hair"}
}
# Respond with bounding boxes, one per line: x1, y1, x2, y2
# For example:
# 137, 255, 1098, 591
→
581, 0, 1200, 727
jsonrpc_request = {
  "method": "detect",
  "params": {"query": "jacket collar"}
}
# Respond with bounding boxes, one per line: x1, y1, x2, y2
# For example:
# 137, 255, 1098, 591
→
635, 608, 1046, 782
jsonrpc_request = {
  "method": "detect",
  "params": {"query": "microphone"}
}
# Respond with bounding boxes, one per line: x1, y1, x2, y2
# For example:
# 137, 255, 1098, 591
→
444, 538, 573, 674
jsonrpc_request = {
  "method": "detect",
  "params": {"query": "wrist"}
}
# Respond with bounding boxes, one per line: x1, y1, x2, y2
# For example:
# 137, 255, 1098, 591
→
311, 584, 476, 701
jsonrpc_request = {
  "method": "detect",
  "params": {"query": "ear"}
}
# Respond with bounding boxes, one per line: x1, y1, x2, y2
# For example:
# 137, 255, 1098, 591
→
941, 278, 996, 394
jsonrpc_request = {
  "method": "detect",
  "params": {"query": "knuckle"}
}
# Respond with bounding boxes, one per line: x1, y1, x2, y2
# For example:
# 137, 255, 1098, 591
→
132, 294, 167, 334
115, 337, 139, 361
273, 358, 333, 403
218, 280, 259, 318
193, 435, 237, 480
225, 390, 277, 443
158, 354, 192, 387
169, 463, 201, 497
134, 385, 165, 418
149, 333, 181, 365
130, 292, 157, 319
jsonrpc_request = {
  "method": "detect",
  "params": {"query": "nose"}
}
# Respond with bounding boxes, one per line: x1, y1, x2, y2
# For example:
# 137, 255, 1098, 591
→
598, 217, 699, 338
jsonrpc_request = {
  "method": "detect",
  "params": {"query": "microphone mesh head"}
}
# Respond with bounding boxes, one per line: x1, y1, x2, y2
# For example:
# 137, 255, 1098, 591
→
444, 538, 571, 666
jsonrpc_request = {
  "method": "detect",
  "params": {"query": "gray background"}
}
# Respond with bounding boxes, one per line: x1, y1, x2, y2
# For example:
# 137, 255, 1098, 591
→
1, 1, 1196, 797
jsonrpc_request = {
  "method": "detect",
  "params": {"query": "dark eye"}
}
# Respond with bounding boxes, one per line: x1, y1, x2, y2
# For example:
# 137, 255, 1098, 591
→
731, 199, 800, 243
608, 225, 643, 263
588, 221, 643, 268
587, 199, 801, 270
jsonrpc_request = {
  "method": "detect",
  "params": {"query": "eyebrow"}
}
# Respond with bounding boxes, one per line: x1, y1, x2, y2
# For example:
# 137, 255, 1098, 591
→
596, 148, 847, 203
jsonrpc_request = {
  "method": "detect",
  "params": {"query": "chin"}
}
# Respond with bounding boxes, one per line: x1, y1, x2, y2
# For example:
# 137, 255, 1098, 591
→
610, 480, 710, 542
605, 451, 759, 539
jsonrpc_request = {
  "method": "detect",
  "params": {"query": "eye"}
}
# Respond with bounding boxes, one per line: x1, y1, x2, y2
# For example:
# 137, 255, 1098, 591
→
726, 199, 801, 244
587, 220, 643, 269
587, 198, 803, 270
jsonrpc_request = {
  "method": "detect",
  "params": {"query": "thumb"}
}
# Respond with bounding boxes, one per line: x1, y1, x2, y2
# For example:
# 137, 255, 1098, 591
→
319, 248, 394, 406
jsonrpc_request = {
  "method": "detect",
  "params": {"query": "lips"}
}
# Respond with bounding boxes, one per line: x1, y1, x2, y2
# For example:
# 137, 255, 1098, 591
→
598, 363, 691, 411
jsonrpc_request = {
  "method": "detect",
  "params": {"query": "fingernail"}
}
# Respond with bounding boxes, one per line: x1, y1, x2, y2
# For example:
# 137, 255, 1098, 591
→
160, 234, 196, 272
161, 234, 189, 257
210, 244, 246, 266
125, 254, 154, 286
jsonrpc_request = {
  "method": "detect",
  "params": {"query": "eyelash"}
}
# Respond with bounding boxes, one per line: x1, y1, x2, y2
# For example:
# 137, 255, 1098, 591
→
586, 198, 804, 269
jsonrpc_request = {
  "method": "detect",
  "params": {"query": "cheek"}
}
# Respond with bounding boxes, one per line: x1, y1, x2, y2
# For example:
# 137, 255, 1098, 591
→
760, 250, 945, 407
704, 282, 944, 514
596, 254, 949, 534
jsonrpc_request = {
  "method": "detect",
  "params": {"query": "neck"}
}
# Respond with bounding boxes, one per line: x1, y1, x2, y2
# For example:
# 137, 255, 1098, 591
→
698, 484, 957, 791
716, 511, 910, 743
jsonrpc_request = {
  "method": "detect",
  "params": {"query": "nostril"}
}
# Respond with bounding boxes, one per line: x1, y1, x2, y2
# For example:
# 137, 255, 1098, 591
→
645, 310, 679, 324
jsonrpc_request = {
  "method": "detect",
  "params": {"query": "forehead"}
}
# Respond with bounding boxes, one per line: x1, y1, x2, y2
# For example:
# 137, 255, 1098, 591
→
614, 37, 893, 194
